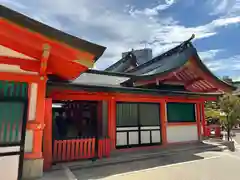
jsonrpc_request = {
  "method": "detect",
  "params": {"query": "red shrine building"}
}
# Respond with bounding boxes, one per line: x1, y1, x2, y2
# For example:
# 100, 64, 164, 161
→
0, 5, 236, 179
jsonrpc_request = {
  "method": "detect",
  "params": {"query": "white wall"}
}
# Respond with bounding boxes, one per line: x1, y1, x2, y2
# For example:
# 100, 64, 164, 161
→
0, 146, 20, 180
24, 83, 38, 153
166, 125, 198, 143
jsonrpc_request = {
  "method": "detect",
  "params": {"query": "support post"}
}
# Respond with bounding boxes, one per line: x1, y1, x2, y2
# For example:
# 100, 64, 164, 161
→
201, 103, 206, 137
196, 103, 201, 140
97, 101, 103, 136
33, 78, 47, 158
160, 100, 167, 145
108, 97, 116, 150
43, 98, 52, 171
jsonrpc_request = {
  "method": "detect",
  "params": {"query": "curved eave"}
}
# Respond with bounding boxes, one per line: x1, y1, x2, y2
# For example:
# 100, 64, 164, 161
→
0, 5, 106, 61
122, 44, 236, 93
193, 53, 236, 92
122, 42, 194, 85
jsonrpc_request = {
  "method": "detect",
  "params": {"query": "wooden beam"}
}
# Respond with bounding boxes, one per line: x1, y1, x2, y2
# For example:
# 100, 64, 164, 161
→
184, 77, 203, 88
0, 33, 41, 59
0, 72, 41, 83
0, 56, 40, 72
134, 66, 187, 86
51, 93, 110, 101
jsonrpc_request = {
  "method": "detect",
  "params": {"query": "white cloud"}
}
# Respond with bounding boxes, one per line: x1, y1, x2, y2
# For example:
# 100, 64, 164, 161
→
209, 0, 240, 17
199, 49, 223, 60
130, 1, 175, 16
210, 0, 230, 15
200, 51, 240, 73
1, 0, 240, 70
205, 61, 225, 72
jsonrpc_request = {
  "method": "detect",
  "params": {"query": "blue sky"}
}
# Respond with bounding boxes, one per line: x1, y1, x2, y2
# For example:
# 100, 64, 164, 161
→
1, 0, 240, 79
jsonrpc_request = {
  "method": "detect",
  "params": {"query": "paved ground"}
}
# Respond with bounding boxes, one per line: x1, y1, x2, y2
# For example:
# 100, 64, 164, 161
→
71, 150, 240, 180
233, 130, 240, 144
38, 138, 240, 180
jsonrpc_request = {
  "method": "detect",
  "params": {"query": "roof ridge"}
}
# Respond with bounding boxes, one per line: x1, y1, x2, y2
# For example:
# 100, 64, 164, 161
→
128, 34, 195, 73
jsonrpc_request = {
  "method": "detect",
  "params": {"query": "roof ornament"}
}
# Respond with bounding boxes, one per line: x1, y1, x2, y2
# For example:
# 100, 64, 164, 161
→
179, 34, 195, 50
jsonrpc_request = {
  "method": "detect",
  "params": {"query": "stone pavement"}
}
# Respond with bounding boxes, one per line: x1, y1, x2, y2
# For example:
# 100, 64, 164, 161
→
35, 141, 229, 180
53, 141, 222, 171
94, 152, 240, 180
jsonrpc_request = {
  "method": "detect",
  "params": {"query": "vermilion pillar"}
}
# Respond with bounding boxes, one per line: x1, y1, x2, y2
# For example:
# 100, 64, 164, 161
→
160, 100, 167, 145
196, 103, 201, 140
201, 103, 206, 136
108, 97, 116, 150
43, 98, 52, 170
97, 101, 103, 136
25, 77, 47, 159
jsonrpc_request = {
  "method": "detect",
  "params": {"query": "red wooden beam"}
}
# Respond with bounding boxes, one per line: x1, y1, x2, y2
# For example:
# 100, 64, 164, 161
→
184, 77, 203, 88
134, 66, 187, 86
51, 93, 110, 101
0, 33, 42, 59
0, 56, 40, 72
49, 88, 217, 102
0, 71, 41, 83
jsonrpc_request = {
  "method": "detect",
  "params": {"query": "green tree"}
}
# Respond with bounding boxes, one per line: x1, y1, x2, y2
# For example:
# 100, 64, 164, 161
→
219, 94, 240, 141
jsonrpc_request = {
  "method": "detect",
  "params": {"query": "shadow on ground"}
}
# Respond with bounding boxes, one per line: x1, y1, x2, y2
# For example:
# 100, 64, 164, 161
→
71, 143, 221, 180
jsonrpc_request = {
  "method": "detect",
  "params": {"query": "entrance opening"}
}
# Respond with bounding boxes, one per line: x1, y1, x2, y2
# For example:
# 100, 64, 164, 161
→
51, 100, 110, 163
53, 101, 98, 140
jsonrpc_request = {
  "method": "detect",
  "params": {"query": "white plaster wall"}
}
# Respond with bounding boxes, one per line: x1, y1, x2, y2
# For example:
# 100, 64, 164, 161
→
24, 83, 38, 153
166, 125, 198, 143
0, 146, 20, 180
28, 83, 38, 121
24, 130, 33, 152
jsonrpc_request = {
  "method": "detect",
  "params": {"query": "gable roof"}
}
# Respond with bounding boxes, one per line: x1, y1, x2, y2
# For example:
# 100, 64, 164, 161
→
116, 35, 235, 93
105, 51, 137, 72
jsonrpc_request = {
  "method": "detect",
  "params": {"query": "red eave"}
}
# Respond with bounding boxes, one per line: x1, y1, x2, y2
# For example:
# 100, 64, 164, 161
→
0, 19, 94, 80
134, 56, 235, 93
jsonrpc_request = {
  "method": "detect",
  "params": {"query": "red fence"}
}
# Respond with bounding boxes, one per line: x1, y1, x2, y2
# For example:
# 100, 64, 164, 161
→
53, 137, 111, 162
53, 138, 95, 162
98, 138, 111, 158
205, 126, 221, 137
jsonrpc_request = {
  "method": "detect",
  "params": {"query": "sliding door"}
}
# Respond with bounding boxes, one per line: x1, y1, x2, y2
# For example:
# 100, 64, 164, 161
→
116, 102, 161, 148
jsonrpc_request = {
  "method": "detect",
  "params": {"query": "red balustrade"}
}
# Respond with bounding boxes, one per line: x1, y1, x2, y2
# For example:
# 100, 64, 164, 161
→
98, 138, 111, 158
53, 138, 95, 162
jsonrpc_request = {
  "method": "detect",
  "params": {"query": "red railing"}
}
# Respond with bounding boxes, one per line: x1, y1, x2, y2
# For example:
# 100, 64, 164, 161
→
98, 138, 111, 158
205, 126, 221, 137
53, 138, 95, 162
